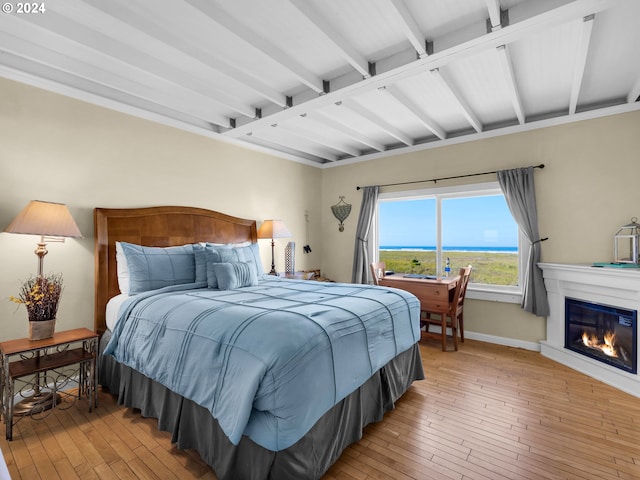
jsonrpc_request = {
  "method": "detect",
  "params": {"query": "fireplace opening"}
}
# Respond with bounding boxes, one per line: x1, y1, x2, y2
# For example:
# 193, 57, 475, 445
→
565, 297, 637, 374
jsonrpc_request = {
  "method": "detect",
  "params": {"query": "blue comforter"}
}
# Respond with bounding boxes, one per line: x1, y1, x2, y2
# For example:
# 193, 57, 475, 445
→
104, 276, 421, 451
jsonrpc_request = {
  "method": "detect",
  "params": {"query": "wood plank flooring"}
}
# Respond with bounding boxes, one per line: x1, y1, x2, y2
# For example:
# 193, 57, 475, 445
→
2, 339, 639, 480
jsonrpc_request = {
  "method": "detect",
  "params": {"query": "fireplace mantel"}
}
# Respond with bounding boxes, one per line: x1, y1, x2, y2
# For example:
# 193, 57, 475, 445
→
539, 263, 640, 398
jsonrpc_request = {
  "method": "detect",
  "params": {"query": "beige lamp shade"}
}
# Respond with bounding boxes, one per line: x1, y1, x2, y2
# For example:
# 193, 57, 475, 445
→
257, 219, 292, 240
5, 200, 82, 238
5, 200, 82, 277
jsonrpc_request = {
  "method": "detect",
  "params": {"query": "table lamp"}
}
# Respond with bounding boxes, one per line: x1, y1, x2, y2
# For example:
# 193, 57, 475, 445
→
257, 219, 291, 275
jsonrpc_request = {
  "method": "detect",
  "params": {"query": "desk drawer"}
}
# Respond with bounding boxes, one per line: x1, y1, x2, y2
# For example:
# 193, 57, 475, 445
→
379, 279, 451, 312
421, 300, 451, 312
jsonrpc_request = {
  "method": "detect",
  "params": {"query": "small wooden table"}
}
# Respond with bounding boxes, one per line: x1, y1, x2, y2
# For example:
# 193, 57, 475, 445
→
379, 274, 458, 351
278, 270, 334, 282
0, 328, 98, 440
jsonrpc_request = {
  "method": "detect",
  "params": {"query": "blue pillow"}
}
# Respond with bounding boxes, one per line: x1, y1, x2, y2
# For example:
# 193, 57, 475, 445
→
212, 262, 259, 290
192, 243, 207, 283
204, 246, 224, 289
216, 243, 264, 276
118, 242, 196, 294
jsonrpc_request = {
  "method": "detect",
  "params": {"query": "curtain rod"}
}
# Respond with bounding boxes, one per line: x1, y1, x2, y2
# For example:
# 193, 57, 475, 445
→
356, 163, 545, 190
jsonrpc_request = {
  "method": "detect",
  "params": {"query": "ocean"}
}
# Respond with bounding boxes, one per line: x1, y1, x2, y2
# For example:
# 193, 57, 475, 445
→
380, 245, 518, 253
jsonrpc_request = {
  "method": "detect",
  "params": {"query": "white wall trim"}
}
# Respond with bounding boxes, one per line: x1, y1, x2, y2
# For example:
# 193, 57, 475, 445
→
427, 324, 541, 351
465, 331, 541, 352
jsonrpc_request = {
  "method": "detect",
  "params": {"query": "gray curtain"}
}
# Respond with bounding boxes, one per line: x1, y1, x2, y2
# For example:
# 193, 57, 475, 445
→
351, 186, 379, 284
497, 167, 549, 317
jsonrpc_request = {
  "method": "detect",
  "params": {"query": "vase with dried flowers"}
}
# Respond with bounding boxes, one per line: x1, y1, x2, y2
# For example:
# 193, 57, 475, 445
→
10, 273, 63, 340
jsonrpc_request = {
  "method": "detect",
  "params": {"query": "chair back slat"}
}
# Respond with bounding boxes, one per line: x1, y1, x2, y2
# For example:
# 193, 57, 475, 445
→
452, 266, 472, 314
370, 261, 386, 285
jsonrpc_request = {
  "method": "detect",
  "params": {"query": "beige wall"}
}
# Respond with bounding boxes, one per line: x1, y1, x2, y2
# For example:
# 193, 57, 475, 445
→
3, 77, 639, 347
0, 79, 321, 342
321, 111, 640, 344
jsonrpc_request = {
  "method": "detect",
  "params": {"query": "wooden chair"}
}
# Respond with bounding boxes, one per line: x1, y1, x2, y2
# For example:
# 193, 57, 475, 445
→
370, 261, 386, 285
455, 266, 472, 343
421, 265, 472, 351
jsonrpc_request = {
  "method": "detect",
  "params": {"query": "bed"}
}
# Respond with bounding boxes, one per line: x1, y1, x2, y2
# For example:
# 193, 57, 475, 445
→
94, 205, 424, 480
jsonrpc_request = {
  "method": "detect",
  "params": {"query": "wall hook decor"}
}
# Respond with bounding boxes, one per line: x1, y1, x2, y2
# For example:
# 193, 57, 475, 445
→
331, 196, 352, 232
303, 211, 312, 253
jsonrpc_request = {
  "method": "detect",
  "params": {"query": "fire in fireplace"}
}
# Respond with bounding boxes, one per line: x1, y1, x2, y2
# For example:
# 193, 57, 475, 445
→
565, 297, 637, 374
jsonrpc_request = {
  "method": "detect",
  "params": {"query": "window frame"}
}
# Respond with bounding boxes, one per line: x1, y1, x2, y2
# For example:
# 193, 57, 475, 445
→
375, 181, 526, 304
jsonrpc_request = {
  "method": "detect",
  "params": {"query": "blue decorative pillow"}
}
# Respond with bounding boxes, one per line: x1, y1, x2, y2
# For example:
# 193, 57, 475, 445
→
192, 243, 207, 283
204, 246, 224, 289
216, 243, 264, 276
212, 262, 259, 290
118, 242, 196, 294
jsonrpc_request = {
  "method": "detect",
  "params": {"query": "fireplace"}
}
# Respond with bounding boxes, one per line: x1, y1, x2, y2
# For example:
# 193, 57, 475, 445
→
564, 297, 637, 374
539, 263, 640, 398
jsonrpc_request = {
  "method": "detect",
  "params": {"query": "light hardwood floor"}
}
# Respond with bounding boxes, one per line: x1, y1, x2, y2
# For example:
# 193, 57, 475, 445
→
2, 339, 639, 480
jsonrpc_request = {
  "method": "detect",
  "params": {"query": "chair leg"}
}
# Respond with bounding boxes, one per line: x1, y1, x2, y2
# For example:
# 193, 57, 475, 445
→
451, 317, 458, 351
459, 312, 464, 342
440, 317, 447, 352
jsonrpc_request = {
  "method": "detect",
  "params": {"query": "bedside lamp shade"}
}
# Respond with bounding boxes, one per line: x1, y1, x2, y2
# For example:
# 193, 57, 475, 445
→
258, 219, 291, 275
257, 219, 292, 240
5, 200, 82, 276
5, 200, 82, 238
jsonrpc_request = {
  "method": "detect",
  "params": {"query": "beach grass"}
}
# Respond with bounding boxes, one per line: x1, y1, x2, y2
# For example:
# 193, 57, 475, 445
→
379, 250, 518, 286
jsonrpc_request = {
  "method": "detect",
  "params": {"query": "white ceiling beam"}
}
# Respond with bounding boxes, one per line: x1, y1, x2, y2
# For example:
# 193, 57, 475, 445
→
280, 119, 361, 157
287, 0, 371, 78
495, 44, 525, 125
388, 0, 428, 58
485, 0, 503, 31
250, 126, 340, 162
628, 76, 640, 104
430, 68, 483, 133
240, 134, 330, 165
224, 0, 622, 137
384, 85, 447, 139
569, 14, 595, 114
83, 0, 288, 109
21, 8, 256, 119
185, 0, 324, 94
0, 28, 233, 127
313, 108, 386, 152
0, 55, 227, 133
324, 101, 640, 169
343, 100, 414, 146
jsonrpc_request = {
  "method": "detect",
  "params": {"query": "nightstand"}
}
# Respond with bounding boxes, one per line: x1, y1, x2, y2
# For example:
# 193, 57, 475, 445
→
278, 270, 334, 282
278, 271, 317, 280
0, 327, 98, 440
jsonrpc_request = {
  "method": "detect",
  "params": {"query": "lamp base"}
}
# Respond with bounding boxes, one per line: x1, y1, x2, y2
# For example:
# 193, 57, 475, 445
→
268, 239, 277, 275
13, 391, 62, 416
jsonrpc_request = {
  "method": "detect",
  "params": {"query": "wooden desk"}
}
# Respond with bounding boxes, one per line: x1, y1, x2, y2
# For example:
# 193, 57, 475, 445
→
379, 275, 458, 351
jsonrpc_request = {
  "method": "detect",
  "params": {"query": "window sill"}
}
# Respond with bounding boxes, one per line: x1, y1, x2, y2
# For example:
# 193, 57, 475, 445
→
467, 286, 522, 304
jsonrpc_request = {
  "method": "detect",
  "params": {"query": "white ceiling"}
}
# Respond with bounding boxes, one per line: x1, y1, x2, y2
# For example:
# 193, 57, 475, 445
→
2, 0, 639, 167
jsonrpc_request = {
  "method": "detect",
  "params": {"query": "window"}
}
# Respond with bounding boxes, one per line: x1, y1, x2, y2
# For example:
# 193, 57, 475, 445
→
376, 182, 525, 303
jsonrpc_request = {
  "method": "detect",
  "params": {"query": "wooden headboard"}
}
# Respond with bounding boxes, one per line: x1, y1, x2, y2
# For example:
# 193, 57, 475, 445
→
94, 206, 257, 335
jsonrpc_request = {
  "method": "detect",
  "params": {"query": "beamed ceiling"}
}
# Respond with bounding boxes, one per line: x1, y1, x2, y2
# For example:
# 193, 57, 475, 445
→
1, 0, 639, 167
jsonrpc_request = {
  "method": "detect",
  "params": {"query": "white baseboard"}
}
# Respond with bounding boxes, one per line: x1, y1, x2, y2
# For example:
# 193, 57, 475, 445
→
426, 324, 541, 352
463, 331, 541, 352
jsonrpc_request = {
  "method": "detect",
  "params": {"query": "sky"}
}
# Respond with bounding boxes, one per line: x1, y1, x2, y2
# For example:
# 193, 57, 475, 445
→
378, 195, 518, 247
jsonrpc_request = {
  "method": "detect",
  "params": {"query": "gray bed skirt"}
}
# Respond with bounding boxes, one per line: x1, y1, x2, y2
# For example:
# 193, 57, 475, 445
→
98, 332, 424, 480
